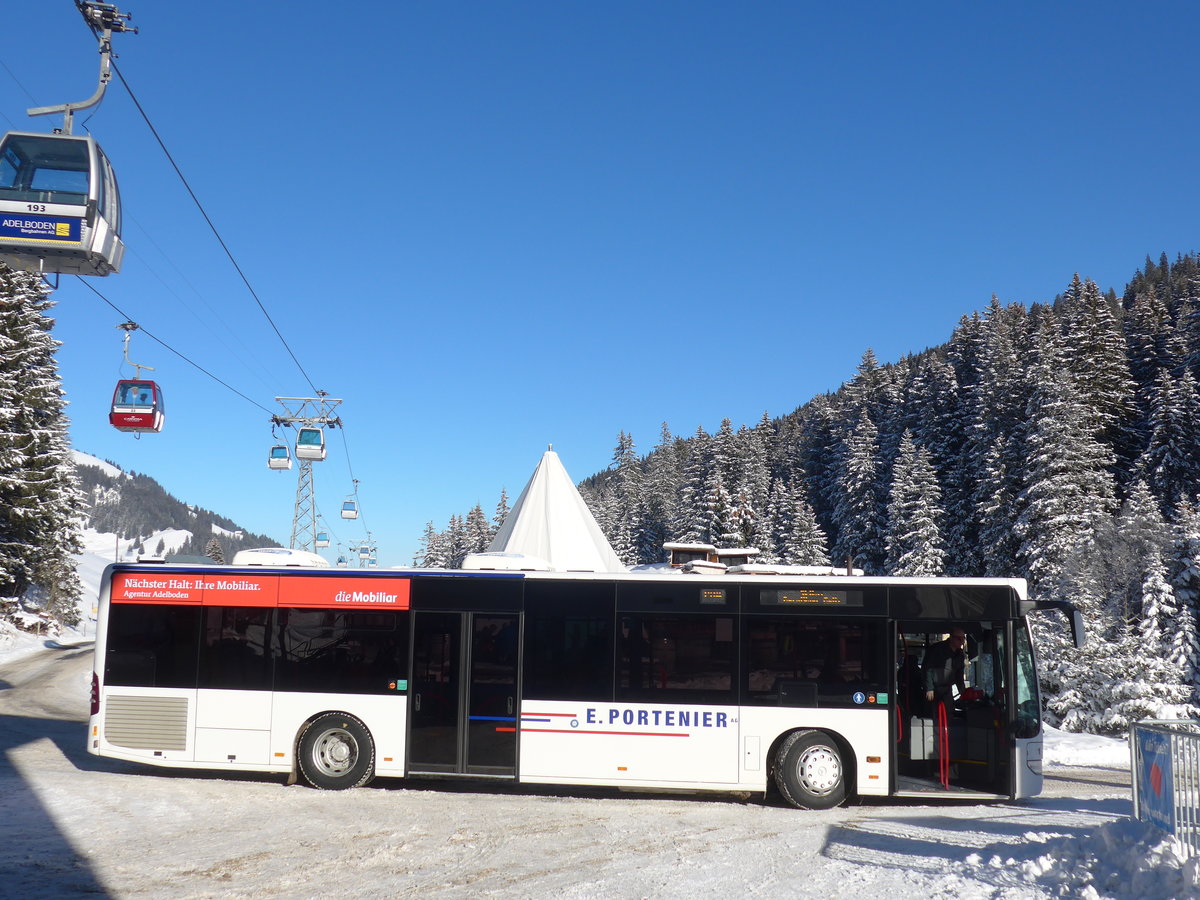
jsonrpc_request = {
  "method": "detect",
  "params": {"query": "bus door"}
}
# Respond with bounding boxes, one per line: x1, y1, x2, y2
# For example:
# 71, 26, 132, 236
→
893, 622, 1011, 797
408, 611, 519, 777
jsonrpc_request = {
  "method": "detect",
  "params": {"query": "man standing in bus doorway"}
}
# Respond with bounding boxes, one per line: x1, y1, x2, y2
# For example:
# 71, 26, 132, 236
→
923, 627, 967, 709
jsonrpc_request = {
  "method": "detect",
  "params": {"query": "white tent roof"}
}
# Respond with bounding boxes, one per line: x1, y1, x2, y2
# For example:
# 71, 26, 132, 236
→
481, 448, 626, 573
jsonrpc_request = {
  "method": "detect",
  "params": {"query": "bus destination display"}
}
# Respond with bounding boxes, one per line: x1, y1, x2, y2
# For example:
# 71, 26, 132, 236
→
761, 588, 862, 607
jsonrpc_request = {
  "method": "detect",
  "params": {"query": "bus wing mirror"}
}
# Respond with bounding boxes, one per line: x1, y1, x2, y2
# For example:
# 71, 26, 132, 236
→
1033, 600, 1085, 649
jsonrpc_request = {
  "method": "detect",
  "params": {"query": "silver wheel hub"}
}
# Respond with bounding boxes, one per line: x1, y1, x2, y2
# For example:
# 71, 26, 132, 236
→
797, 745, 841, 795
313, 728, 357, 775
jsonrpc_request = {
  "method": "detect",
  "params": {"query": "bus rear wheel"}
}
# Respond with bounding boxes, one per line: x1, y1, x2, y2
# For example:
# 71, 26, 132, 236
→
774, 729, 846, 810
297, 713, 375, 790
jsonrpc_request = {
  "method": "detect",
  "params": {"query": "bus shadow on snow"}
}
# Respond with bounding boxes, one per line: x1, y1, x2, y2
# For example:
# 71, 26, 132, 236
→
0, 713, 119, 899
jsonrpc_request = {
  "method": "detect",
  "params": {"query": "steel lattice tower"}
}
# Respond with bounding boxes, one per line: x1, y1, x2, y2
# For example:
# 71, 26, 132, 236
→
272, 395, 342, 552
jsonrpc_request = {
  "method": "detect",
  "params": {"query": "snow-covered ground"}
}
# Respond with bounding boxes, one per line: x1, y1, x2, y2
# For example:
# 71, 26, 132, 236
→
0, 541, 1197, 898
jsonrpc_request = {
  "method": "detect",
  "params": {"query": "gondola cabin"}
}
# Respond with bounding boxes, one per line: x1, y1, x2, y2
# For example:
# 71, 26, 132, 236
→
109, 380, 163, 433
295, 427, 326, 461
0, 131, 125, 277
267, 444, 292, 470
315, 531, 330, 548
340, 500, 359, 520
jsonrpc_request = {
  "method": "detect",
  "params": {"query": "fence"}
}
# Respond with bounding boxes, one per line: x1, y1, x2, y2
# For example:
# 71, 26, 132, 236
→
1130, 719, 1200, 856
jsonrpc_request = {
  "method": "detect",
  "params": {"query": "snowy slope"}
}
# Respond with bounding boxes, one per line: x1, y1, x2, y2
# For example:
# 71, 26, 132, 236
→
0, 525, 188, 663
71, 449, 127, 480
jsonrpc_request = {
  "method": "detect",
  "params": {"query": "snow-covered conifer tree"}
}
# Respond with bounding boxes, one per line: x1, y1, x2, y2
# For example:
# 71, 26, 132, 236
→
781, 485, 830, 566
1014, 324, 1116, 597
606, 431, 642, 566
674, 426, 711, 543
443, 514, 468, 564
464, 504, 491, 554
831, 412, 886, 573
491, 488, 509, 540
0, 265, 85, 626
1059, 274, 1136, 442
884, 431, 946, 576
1137, 369, 1200, 514
703, 471, 737, 548
639, 423, 680, 563
419, 521, 447, 568
204, 537, 225, 564
1169, 499, 1200, 696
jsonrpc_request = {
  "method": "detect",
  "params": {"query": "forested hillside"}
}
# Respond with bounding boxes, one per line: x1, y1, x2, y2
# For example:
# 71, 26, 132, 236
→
425, 252, 1200, 732
73, 456, 279, 562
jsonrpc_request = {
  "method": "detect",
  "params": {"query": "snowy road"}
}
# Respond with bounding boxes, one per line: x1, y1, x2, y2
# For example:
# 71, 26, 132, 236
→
0, 643, 1177, 900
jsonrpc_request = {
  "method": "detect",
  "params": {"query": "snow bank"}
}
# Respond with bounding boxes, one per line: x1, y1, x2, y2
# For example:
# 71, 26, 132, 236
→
966, 818, 1200, 899
1043, 724, 1130, 768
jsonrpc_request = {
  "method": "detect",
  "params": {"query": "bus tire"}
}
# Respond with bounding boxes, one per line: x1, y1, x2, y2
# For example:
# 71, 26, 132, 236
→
297, 713, 375, 790
774, 729, 846, 810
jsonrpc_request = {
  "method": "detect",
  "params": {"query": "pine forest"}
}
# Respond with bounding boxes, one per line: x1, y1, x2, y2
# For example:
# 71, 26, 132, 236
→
425, 253, 1200, 734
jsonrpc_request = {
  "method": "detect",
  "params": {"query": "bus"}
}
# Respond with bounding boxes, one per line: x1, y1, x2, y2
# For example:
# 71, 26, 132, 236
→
87, 562, 1081, 808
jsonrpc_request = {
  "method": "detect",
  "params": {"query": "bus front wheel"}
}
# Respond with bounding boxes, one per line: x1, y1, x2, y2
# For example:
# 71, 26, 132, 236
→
774, 729, 847, 810
297, 713, 376, 790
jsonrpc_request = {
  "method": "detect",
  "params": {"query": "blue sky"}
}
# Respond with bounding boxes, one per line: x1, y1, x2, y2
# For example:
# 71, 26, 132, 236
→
4, 2, 1199, 565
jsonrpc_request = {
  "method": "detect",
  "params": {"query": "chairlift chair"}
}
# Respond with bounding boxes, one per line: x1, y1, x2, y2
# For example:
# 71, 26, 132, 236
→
0, 131, 125, 276
294, 427, 326, 461
267, 444, 292, 470
109, 379, 164, 433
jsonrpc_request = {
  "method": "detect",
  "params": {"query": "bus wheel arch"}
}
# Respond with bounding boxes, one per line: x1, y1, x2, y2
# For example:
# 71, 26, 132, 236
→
295, 711, 376, 790
771, 728, 852, 810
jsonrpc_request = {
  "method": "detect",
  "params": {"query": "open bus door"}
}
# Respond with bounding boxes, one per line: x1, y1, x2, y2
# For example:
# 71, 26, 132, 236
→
892, 621, 1014, 799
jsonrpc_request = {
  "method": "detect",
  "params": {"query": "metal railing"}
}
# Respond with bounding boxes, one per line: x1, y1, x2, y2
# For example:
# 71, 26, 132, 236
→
1130, 719, 1200, 856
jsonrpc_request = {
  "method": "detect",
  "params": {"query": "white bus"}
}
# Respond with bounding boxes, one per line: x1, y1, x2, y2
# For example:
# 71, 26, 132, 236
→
87, 563, 1080, 808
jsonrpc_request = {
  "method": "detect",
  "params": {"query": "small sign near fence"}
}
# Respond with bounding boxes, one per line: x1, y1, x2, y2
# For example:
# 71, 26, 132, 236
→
1131, 719, 1200, 856
1136, 728, 1175, 831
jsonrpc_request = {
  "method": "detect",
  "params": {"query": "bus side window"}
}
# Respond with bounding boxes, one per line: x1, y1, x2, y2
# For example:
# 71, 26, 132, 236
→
198, 607, 273, 691
617, 614, 735, 704
104, 605, 202, 689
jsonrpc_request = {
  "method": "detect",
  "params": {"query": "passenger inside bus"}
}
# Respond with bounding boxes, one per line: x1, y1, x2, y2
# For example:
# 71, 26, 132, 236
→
923, 627, 968, 708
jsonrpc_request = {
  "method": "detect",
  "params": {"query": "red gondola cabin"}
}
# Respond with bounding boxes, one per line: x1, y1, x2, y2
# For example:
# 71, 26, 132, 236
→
109, 380, 164, 433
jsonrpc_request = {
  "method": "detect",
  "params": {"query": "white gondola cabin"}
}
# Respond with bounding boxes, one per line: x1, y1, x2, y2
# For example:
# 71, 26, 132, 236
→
109, 379, 164, 433
0, 131, 125, 276
341, 500, 359, 519
267, 444, 292, 470
315, 531, 330, 548
295, 427, 326, 461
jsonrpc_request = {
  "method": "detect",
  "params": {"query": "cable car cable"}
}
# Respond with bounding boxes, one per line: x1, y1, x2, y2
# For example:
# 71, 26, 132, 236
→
0, 57, 40, 108
76, 277, 274, 415
120, 220, 279, 395
106, 60, 321, 397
